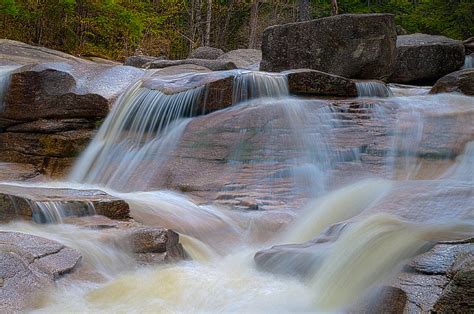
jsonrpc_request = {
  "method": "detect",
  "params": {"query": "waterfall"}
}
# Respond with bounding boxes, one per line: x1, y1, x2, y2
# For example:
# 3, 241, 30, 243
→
463, 54, 473, 69
29, 200, 96, 223
0, 65, 20, 112
355, 81, 393, 98
70, 81, 204, 190
232, 71, 289, 104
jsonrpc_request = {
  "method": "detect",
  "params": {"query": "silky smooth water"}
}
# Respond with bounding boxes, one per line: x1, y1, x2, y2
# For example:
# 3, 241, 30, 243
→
1, 70, 473, 312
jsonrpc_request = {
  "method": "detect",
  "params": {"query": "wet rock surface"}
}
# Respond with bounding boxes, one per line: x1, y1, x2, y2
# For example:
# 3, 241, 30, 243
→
284, 69, 357, 97
389, 33, 465, 84
125, 227, 187, 263
0, 183, 130, 221
260, 14, 397, 80
0, 231, 81, 312
430, 68, 474, 95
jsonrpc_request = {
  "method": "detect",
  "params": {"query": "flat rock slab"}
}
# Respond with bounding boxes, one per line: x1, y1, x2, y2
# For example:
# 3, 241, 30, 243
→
0, 183, 130, 221
0, 231, 81, 312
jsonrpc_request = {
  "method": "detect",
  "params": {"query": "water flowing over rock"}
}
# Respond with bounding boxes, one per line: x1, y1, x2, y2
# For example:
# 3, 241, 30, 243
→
0, 183, 130, 221
389, 33, 465, 84
285, 69, 357, 97
430, 68, 474, 95
463, 54, 474, 69
188, 46, 224, 60
260, 14, 397, 80
0, 231, 81, 312
355, 81, 393, 98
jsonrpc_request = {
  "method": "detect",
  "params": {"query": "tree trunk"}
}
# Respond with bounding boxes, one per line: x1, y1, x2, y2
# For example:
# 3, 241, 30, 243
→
298, 0, 311, 22
331, 0, 339, 16
219, 0, 234, 47
205, 0, 212, 46
248, 0, 259, 49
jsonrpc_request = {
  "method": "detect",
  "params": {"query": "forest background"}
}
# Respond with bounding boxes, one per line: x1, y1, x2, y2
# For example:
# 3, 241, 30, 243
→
1, 0, 472, 60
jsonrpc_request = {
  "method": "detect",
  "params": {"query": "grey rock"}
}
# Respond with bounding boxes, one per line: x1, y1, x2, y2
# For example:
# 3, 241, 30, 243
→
217, 49, 262, 69
389, 33, 465, 84
284, 69, 358, 97
189, 46, 224, 60
430, 68, 474, 95
146, 59, 237, 71
0, 231, 82, 312
260, 14, 397, 80
124, 55, 166, 68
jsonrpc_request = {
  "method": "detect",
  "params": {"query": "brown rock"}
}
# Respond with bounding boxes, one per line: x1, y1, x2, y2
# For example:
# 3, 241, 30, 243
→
284, 69, 358, 97
430, 68, 474, 95
125, 227, 187, 262
146, 59, 237, 71
0, 183, 130, 221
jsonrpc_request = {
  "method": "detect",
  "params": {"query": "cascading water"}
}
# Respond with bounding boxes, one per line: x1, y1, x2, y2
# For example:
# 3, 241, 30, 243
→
355, 81, 393, 98
232, 71, 289, 103
29, 200, 96, 223
0, 65, 20, 112
2, 65, 473, 312
69, 81, 204, 190
463, 54, 473, 69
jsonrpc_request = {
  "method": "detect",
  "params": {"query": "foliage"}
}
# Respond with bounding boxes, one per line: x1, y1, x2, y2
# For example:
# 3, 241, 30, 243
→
0, 0, 472, 61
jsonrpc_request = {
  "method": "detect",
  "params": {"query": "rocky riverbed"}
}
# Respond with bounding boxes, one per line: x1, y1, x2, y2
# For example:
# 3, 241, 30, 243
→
0, 13, 473, 313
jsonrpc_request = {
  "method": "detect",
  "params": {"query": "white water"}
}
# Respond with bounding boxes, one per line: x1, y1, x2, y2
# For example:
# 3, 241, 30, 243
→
463, 54, 473, 69
69, 81, 202, 190
1, 70, 473, 312
356, 81, 393, 98
232, 71, 289, 103
0, 65, 20, 112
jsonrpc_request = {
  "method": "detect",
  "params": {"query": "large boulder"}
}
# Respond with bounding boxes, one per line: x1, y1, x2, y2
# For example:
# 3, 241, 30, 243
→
188, 46, 224, 60
284, 69, 358, 97
0, 231, 81, 312
389, 33, 465, 84
430, 68, 474, 95
260, 14, 397, 80
217, 49, 262, 69
0, 68, 109, 174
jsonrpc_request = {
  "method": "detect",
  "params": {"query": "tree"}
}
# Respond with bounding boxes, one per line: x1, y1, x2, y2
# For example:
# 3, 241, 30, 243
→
298, 0, 311, 22
331, 0, 338, 16
205, 0, 212, 46
248, 0, 259, 49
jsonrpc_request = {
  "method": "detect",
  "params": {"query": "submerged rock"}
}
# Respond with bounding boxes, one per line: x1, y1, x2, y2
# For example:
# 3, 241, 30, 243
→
284, 69, 357, 97
217, 49, 262, 69
189, 46, 224, 60
389, 33, 465, 84
260, 14, 397, 80
0, 231, 81, 312
430, 68, 474, 95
